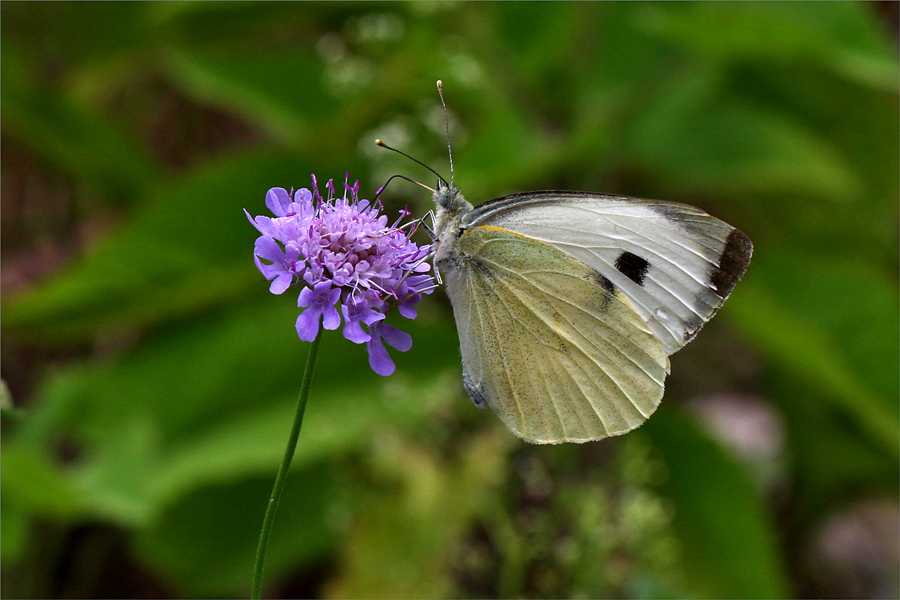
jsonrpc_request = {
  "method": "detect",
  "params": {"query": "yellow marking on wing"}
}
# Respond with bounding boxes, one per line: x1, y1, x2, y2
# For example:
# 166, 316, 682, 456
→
462, 224, 538, 242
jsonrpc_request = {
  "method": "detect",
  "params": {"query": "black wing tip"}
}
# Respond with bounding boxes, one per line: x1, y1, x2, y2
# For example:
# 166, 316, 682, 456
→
710, 228, 753, 298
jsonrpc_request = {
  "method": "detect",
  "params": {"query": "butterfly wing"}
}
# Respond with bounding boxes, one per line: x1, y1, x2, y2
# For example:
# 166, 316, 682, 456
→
466, 192, 753, 355
444, 224, 670, 444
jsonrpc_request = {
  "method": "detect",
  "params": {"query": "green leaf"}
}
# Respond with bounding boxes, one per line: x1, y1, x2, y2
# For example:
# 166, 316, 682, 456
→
630, 70, 863, 201
134, 465, 343, 598
323, 429, 514, 598
0, 445, 85, 528
1, 42, 157, 197
637, 2, 897, 91
727, 250, 899, 456
158, 46, 320, 146
646, 409, 789, 598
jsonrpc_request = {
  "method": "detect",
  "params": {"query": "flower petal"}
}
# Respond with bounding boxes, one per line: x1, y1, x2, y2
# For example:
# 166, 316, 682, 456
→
379, 324, 412, 352
255, 236, 286, 264
266, 187, 292, 216
245, 209, 278, 237
298, 286, 317, 308
269, 271, 293, 295
367, 337, 395, 376
295, 188, 313, 208
295, 307, 322, 342
325, 286, 342, 305
397, 298, 419, 319
314, 280, 335, 296
321, 304, 341, 330
342, 318, 370, 344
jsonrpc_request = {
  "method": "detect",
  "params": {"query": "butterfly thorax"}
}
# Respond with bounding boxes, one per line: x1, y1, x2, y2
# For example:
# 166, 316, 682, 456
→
433, 184, 473, 274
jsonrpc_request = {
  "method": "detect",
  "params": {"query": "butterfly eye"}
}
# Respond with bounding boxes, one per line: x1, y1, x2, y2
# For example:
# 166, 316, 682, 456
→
437, 186, 454, 209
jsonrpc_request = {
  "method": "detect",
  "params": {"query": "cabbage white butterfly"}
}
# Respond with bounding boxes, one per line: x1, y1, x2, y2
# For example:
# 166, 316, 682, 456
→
386, 82, 752, 444
432, 184, 752, 444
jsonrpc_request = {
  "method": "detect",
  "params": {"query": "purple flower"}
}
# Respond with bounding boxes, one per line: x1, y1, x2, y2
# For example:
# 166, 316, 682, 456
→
246, 174, 435, 375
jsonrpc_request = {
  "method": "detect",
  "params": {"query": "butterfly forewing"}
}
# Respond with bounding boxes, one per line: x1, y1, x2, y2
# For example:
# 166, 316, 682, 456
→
446, 225, 670, 444
466, 192, 753, 355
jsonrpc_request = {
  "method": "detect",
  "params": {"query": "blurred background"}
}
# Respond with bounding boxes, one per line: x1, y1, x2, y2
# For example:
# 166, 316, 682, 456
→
2, 2, 898, 598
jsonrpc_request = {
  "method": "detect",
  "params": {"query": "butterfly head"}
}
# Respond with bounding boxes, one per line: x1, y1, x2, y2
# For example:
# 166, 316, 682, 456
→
434, 179, 472, 217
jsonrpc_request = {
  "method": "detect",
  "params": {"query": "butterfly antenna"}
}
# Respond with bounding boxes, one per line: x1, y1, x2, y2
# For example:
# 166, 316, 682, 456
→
375, 139, 448, 188
436, 80, 454, 189
373, 174, 436, 203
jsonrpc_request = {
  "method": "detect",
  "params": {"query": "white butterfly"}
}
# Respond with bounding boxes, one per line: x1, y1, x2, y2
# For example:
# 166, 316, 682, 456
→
432, 185, 752, 444
378, 82, 752, 444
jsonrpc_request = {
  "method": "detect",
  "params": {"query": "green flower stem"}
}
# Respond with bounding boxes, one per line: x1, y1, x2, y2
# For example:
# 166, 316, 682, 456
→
251, 335, 322, 599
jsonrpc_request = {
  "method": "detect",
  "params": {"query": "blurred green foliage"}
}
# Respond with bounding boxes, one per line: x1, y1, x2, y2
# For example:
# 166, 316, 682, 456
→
2, 2, 898, 598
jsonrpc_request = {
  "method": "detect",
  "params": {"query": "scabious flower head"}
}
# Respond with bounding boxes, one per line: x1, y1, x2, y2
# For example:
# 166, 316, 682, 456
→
246, 174, 434, 376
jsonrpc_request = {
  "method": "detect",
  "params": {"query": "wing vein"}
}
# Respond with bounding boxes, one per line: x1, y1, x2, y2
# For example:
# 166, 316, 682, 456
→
478, 260, 664, 375
471, 267, 530, 433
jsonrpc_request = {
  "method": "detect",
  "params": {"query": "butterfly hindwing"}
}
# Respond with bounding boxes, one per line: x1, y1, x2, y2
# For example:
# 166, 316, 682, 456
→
445, 224, 670, 444
466, 192, 753, 355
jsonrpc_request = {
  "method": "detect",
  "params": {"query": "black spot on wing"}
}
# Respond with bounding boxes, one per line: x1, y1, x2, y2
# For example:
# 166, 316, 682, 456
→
710, 229, 753, 298
585, 270, 614, 295
585, 270, 617, 310
615, 251, 650, 286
